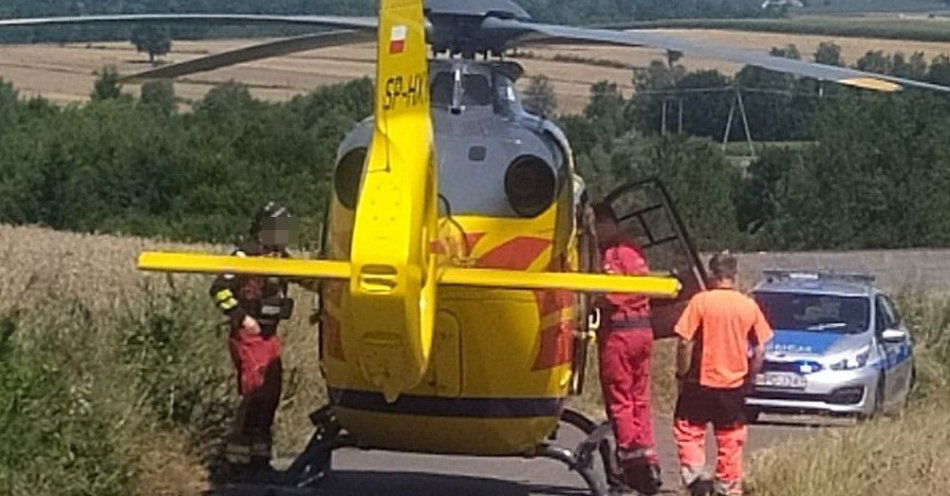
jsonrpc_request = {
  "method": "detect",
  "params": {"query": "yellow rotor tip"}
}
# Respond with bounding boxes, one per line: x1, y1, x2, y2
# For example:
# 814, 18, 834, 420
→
839, 77, 902, 92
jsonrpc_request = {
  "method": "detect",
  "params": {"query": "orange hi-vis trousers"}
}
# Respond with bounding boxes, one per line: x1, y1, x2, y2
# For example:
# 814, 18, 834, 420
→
673, 418, 747, 495
673, 383, 749, 495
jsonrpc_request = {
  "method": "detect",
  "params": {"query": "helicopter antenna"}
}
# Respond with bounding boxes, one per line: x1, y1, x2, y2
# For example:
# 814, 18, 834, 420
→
438, 194, 474, 262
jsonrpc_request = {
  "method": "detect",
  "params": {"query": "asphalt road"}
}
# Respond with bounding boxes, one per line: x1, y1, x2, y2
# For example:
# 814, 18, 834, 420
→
212, 414, 846, 496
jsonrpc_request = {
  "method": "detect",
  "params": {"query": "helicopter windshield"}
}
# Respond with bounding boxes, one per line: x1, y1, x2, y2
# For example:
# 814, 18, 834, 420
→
431, 71, 493, 108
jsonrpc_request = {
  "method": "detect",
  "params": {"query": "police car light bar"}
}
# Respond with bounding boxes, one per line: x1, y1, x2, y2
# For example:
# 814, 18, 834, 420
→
762, 269, 876, 285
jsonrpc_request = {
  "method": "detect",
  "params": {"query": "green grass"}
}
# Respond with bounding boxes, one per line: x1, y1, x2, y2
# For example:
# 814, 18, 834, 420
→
0, 224, 333, 494
0, 307, 136, 496
605, 16, 950, 43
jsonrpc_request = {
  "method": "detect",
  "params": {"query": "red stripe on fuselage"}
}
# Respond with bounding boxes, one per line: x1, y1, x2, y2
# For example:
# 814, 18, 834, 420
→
477, 237, 551, 270
532, 321, 575, 370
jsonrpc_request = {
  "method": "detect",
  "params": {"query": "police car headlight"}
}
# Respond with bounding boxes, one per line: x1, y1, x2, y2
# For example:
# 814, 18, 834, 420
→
829, 345, 871, 371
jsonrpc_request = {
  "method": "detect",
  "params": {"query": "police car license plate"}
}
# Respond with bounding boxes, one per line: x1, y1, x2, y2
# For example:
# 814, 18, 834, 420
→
755, 372, 807, 389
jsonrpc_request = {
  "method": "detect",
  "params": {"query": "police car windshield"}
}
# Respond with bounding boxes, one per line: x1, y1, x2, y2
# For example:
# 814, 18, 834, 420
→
754, 292, 870, 335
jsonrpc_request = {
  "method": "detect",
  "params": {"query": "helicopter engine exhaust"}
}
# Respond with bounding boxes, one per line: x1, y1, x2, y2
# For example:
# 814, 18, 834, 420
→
505, 155, 557, 218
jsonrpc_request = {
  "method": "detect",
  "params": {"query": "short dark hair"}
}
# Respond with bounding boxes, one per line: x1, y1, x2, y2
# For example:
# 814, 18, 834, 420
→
709, 250, 739, 280
592, 202, 619, 223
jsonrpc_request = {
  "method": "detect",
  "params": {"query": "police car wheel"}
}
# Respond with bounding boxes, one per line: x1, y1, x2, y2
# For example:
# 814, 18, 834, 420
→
859, 376, 885, 421
745, 407, 762, 424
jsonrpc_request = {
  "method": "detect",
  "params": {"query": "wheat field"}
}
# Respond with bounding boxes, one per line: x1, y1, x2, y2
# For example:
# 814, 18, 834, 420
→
1, 29, 949, 113
0, 224, 326, 494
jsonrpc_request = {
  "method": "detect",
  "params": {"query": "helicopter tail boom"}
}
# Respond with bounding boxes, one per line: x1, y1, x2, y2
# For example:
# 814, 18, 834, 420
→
344, 0, 439, 402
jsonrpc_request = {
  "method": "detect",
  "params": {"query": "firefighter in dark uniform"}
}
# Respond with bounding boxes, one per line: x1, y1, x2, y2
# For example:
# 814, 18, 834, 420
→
210, 201, 300, 483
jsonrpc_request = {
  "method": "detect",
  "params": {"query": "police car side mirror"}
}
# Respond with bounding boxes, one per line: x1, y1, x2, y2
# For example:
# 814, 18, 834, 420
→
881, 328, 908, 344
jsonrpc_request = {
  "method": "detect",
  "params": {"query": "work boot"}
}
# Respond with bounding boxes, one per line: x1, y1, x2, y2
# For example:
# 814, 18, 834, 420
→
220, 462, 259, 485
687, 476, 716, 496
608, 485, 636, 496
714, 479, 743, 496
622, 462, 662, 496
249, 457, 287, 486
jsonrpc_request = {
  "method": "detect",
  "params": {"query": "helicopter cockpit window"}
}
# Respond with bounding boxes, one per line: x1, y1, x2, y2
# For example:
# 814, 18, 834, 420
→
431, 72, 493, 108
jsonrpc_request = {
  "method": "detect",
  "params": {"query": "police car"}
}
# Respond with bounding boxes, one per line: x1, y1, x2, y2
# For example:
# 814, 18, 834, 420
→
746, 270, 915, 420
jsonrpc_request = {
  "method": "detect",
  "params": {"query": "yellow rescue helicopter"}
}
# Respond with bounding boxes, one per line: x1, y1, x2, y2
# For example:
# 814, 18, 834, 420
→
4, 1, 949, 494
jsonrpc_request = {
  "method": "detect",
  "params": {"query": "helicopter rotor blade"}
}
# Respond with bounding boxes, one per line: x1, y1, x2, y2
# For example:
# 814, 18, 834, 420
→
489, 18, 950, 93
122, 30, 377, 82
0, 14, 377, 30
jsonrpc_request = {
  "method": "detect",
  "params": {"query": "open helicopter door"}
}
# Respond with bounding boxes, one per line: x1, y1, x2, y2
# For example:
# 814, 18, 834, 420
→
603, 178, 707, 339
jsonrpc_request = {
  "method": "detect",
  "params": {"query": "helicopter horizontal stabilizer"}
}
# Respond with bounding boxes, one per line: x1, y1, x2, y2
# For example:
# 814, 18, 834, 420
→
440, 268, 680, 297
139, 252, 681, 297
138, 252, 352, 280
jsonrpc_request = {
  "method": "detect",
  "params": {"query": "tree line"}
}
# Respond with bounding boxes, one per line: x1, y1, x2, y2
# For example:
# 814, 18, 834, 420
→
559, 45, 950, 252
624, 42, 950, 142
2, 43, 949, 252
0, 75, 373, 247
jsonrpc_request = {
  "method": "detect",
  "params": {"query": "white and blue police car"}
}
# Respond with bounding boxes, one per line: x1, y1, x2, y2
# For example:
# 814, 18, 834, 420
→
746, 270, 915, 420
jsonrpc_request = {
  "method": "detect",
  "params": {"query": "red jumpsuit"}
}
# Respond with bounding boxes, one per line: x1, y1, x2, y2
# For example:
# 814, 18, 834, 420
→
597, 239, 657, 468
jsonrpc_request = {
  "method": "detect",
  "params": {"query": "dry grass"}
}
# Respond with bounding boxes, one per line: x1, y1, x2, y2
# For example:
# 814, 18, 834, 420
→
0, 224, 325, 493
135, 433, 208, 496
2, 30, 947, 114
747, 401, 950, 496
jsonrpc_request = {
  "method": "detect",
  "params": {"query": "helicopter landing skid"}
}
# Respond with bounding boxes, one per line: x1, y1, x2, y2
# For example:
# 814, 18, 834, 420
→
534, 408, 618, 496
282, 407, 619, 496
282, 406, 351, 489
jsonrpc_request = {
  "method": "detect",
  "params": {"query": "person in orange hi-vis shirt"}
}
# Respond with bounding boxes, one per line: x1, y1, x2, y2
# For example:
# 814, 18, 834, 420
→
673, 251, 773, 496
592, 202, 662, 496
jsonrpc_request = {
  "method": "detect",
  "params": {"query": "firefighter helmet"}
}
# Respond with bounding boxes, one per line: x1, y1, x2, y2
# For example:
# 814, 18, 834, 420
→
250, 201, 292, 236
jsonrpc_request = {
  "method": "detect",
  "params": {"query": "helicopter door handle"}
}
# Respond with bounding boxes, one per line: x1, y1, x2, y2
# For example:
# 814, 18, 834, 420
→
587, 308, 601, 336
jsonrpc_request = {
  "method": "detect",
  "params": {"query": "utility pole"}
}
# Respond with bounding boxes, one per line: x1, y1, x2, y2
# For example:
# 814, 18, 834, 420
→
678, 97, 684, 134
722, 86, 756, 160
661, 97, 684, 135
661, 98, 667, 135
